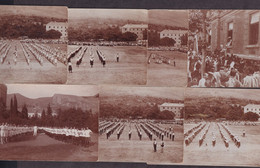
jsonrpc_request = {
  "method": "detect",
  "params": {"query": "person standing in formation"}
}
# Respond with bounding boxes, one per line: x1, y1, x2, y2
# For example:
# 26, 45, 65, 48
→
33, 126, 38, 136
116, 53, 119, 62
103, 56, 106, 67
68, 61, 73, 73
153, 138, 157, 152
128, 130, 132, 140
90, 56, 94, 68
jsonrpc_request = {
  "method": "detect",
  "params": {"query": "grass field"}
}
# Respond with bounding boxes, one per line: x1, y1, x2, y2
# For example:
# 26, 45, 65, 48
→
67, 45, 147, 85
0, 133, 98, 161
184, 122, 260, 166
98, 122, 183, 164
0, 40, 67, 84
147, 50, 187, 87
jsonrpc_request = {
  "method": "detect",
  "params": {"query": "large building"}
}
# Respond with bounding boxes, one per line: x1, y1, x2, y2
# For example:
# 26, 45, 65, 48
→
46, 22, 68, 40
160, 29, 188, 47
158, 102, 184, 119
121, 24, 148, 40
244, 104, 260, 116
209, 10, 260, 57
0, 84, 7, 109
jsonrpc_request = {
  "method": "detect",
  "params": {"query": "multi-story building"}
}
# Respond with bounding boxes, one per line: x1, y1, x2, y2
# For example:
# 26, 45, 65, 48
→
0, 84, 7, 109
244, 104, 260, 116
158, 102, 184, 119
160, 29, 188, 47
209, 10, 260, 58
46, 22, 68, 40
121, 24, 148, 40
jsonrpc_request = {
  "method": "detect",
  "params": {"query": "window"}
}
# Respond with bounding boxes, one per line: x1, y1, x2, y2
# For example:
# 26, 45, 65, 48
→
227, 22, 233, 46
249, 12, 259, 45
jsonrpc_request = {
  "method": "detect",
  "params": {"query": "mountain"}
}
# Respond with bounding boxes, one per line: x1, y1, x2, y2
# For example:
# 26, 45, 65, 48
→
6, 93, 99, 114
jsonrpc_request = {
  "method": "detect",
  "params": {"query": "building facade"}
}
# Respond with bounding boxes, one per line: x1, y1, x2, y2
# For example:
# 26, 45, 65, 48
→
244, 104, 260, 116
121, 24, 148, 40
210, 10, 260, 58
158, 102, 184, 119
0, 84, 7, 109
46, 22, 68, 40
160, 29, 188, 47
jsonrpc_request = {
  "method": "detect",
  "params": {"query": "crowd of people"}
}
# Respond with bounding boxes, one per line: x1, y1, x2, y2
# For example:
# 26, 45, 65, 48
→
0, 41, 11, 64
188, 46, 260, 87
221, 124, 241, 148
148, 53, 176, 67
185, 123, 206, 146
0, 123, 34, 144
40, 127, 92, 147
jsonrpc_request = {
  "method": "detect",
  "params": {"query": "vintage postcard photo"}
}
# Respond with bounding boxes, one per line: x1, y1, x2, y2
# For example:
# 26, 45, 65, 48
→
184, 88, 260, 166
188, 10, 260, 88
147, 10, 188, 87
0, 84, 98, 161
98, 86, 184, 164
67, 9, 147, 85
0, 6, 68, 84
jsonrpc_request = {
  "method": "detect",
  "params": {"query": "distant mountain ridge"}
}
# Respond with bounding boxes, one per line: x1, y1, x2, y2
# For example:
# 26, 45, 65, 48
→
7, 93, 99, 114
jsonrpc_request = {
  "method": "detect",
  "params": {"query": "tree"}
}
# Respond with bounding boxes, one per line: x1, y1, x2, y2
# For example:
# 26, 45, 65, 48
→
181, 33, 188, 46
21, 104, 28, 119
243, 112, 259, 121
47, 103, 52, 117
148, 30, 160, 46
45, 29, 62, 39
121, 32, 138, 41
160, 37, 176, 46
41, 109, 46, 120
10, 98, 13, 118
13, 94, 18, 115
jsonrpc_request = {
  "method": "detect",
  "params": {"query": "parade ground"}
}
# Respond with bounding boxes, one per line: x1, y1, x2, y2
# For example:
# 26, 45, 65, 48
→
147, 50, 187, 87
184, 122, 260, 166
99, 122, 183, 164
0, 40, 67, 84
67, 45, 147, 85
0, 132, 98, 161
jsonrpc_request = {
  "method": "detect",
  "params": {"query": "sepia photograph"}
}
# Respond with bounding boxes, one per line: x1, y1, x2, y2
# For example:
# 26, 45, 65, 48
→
0, 6, 68, 84
67, 9, 147, 85
98, 86, 184, 164
0, 84, 98, 161
147, 10, 188, 87
188, 10, 260, 88
184, 88, 260, 166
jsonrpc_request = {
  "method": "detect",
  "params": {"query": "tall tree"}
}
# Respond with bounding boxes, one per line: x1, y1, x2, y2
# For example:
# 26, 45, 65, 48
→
47, 103, 52, 117
21, 104, 28, 119
13, 94, 18, 115
10, 98, 13, 118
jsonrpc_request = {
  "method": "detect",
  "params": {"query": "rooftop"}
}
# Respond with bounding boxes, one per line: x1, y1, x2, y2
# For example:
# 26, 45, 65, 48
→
244, 104, 260, 108
46, 21, 68, 26
122, 24, 148, 29
160, 103, 184, 107
160, 29, 187, 34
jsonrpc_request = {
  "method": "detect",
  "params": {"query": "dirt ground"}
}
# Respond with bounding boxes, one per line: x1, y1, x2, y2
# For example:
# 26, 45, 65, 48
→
0, 40, 67, 84
67, 45, 147, 85
184, 122, 260, 166
0, 132, 98, 161
147, 50, 187, 87
98, 122, 183, 164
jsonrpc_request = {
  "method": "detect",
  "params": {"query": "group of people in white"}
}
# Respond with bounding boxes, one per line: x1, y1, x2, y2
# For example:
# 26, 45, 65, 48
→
148, 53, 176, 67
0, 39, 66, 66
0, 123, 93, 147
0, 123, 34, 144
40, 127, 93, 147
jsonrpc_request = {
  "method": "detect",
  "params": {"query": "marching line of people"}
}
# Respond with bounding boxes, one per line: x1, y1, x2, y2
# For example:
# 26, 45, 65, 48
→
145, 122, 175, 141
184, 123, 202, 137
76, 47, 88, 67
221, 123, 241, 148
0, 42, 11, 64
185, 123, 206, 146
68, 46, 82, 73
105, 122, 121, 139
135, 124, 143, 140
0, 123, 34, 145
116, 124, 125, 140
199, 123, 210, 146
96, 50, 106, 67
99, 121, 117, 135
217, 123, 230, 148
40, 127, 92, 147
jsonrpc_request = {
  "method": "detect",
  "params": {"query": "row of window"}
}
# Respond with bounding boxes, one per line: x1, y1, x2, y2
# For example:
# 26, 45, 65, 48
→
161, 33, 184, 37
246, 108, 260, 111
48, 26, 67, 29
124, 28, 147, 31
225, 12, 259, 46
162, 106, 182, 110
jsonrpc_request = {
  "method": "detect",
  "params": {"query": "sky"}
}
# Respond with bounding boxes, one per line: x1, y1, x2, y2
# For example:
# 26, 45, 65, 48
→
148, 10, 188, 28
186, 88, 260, 101
0, 5, 67, 19
100, 86, 184, 100
7, 84, 99, 99
69, 9, 147, 22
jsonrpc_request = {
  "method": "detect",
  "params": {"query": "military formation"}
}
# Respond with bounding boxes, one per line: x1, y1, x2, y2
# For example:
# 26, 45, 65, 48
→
148, 53, 176, 67
0, 40, 66, 66
0, 123, 34, 144
40, 127, 92, 147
